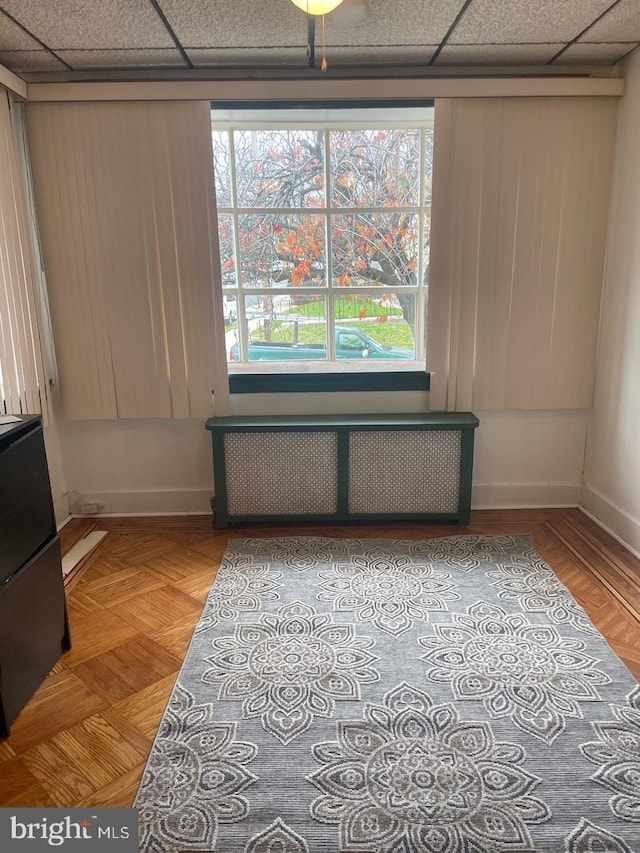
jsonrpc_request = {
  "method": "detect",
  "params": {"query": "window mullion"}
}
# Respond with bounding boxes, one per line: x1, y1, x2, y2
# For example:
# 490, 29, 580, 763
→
324, 128, 335, 361
416, 126, 426, 364
218, 206, 420, 216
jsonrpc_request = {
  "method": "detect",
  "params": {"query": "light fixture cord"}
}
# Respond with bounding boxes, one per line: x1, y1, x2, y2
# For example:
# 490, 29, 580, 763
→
321, 14, 327, 71
306, 0, 312, 59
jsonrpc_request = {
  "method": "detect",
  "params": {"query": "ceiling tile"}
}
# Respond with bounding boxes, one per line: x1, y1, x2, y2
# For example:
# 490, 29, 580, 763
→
0, 12, 45, 50
580, 0, 640, 42
189, 43, 438, 69
0, 49, 66, 71
0, 0, 174, 49
325, 0, 464, 48
450, 0, 615, 44
161, 0, 461, 49
554, 42, 638, 64
326, 44, 438, 64
160, 0, 313, 48
56, 49, 188, 70
184, 47, 306, 67
435, 43, 564, 65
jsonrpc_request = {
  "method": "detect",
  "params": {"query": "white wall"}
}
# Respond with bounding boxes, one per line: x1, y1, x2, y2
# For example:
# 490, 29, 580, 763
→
57, 392, 431, 516
59, 418, 214, 515
582, 50, 640, 556
473, 410, 587, 508
43, 410, 68, 526
54, 401, 587, 516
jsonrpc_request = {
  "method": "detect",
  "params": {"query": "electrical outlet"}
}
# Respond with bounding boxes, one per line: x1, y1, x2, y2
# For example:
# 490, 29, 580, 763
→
78, 502, 104, 515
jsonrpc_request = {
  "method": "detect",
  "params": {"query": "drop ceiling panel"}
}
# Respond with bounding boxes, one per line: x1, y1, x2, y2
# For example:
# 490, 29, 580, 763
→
159, 0, 311, 48
188, 47, 308, 67
189, 43, 439, 67
580, 0, 640, 42
0, 0, 175, 49
56, 49, 188, 70
435, 43, 563, 65
0, 49, 65, 71
450, 0, 615, 44
0, 13, 45, 50
555, 42, 637, 64
324, 0, 464, 47
327, 44, 438, 64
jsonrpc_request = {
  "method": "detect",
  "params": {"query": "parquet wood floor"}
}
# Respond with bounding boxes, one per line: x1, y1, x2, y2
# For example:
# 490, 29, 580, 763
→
1, 508, 638, 809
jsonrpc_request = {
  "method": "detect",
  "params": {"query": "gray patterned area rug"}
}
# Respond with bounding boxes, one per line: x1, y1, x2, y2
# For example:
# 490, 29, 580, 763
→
134, 535, 640, 852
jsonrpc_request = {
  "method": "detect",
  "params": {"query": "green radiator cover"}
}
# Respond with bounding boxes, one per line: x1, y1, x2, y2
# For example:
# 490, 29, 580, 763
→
205, 412, 479, 529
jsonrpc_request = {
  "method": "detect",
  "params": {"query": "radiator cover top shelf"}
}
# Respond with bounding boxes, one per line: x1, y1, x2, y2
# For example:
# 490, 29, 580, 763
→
206, 412, 479, 529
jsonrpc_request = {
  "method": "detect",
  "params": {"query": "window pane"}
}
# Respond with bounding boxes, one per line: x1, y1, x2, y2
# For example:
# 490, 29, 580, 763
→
212, 131, 232, 207
332, 212, 418, 288
330, 129, 419, 208
238, 214, 326, 288
217, 214, 236, 287
242, 295, 327, 363
424, 218, 431, 276
424, 129, 434, 206
333, 294, 416, 360
234, 130, 325, 208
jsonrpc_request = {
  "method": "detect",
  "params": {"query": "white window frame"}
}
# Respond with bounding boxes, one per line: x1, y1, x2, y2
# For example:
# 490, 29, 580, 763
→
211, 106, 434, 379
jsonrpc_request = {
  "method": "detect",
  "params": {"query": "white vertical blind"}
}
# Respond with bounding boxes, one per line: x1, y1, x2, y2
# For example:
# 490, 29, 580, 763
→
0, 89, 52, 422
26, 100, 229, 420
428, 97, 617, 411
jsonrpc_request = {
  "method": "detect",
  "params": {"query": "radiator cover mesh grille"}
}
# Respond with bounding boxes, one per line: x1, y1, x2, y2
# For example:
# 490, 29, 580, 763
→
348, 429, 461, 514
224, 431, 338, 516
208, 412, 478, 527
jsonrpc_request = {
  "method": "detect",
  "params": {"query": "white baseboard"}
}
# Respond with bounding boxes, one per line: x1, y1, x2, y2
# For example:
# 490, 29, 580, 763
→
69, 483, 581, 517
71, 489, 213, 516
580, 483, 640, 559
472, 482, 581, 509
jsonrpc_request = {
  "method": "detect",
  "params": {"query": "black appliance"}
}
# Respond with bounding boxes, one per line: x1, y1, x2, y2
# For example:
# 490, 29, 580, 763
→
0, 415, 71, 737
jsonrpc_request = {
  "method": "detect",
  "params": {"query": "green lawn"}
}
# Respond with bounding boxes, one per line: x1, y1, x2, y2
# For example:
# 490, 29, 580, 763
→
254, 318, 414, 350
288, 296, 403, 321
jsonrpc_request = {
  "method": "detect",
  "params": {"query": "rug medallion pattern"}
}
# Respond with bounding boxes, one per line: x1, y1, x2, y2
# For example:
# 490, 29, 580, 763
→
309, 682, 549, 852
420, 602, 610, 743
136, 684, 257, 851
318, 553, 459, 636
487, 552, 598, 635
196, 557, 283, 634
203, 601, 379, 745
134, 536, 639, 851
580, 685, 640, 823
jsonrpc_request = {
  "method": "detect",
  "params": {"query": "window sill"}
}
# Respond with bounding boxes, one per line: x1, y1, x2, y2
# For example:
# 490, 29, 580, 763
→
228, 371, 430, 394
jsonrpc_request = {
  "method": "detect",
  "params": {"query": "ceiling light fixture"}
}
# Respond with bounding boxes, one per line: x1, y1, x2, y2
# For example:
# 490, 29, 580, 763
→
290, 0, 346, 71
290, 0, 345, 12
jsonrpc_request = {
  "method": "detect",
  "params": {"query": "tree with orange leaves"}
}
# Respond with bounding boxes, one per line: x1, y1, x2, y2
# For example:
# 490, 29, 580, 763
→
213, 126, 433, 333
